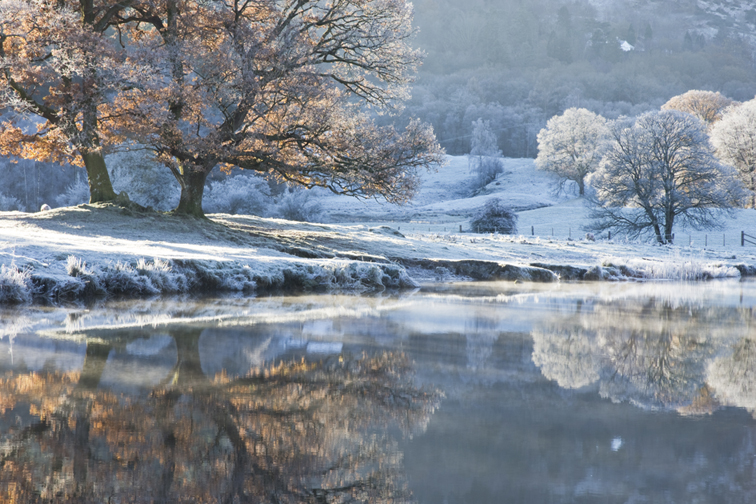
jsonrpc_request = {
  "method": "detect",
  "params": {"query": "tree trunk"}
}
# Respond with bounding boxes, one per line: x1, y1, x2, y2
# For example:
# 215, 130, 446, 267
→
652, 223, 664, 244
664, 218, 674, 244
577, 177, 585, 196
174, 166, 210, 218
664, 207, 675, 244
82, 151, 117, 203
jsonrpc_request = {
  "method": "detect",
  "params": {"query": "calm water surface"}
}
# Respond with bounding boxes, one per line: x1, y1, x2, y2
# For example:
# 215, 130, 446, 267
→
2, 280, 756, 503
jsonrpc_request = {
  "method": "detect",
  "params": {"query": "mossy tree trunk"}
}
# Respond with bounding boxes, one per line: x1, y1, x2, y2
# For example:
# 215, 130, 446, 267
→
173, 164, 211, 218
82, 150, 117, 203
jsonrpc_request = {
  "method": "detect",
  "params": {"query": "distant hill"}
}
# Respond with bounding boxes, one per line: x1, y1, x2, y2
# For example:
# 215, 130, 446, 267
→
397, 0, 756, 157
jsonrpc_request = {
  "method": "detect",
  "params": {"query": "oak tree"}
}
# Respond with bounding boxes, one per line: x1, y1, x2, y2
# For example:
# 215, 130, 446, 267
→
661, 89, 736, 127
588, 110, 747, 244
107, 0, 444, 217
0, 0, 133, 203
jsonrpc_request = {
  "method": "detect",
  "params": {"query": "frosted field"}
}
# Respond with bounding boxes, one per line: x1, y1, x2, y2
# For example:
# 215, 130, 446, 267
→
2, 155, 756, 304
318, 155, 756, 268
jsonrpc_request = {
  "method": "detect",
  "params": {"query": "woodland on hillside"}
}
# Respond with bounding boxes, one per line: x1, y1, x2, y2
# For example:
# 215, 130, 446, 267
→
399, 0, 756, 156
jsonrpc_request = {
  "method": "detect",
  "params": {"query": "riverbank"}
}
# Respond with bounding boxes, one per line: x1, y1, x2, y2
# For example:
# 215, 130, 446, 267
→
2, 202, 756, 305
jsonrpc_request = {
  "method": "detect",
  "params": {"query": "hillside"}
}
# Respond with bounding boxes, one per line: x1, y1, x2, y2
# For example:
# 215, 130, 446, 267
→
401, 0, 756, 157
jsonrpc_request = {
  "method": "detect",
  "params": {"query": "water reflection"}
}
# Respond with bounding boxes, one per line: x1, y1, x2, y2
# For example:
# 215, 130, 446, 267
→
532, 295, 756, 414
4, 282, 756, 503
708, 337, 756, 414
0, 327, 439, 503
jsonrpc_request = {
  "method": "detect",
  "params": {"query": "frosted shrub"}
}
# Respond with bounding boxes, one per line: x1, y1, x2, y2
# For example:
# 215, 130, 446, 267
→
0, 192, 25, 212
66, 256, 94, 277
134, 258, 189, 292
469, 198, 518, 234
66, 256, 105, 297
55, 177, 90, 207
203, 174, 271, 215
0, 265, 32, 304
275, 188, 324, 222
106, 150, 180, 211
99, 261, 161, 295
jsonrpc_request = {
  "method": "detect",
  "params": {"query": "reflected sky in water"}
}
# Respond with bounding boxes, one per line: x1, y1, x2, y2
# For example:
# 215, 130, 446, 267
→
2, 280, 756, 503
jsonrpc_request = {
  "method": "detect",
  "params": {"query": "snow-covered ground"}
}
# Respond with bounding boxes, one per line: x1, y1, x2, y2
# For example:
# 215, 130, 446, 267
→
1, 155, 756, 304
321, 156, 567, 224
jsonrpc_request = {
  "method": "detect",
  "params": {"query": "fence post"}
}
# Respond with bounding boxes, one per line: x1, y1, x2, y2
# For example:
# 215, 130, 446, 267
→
552, 227, 554, 237
705, 234, 707, 247
608, 231, 611, 240
743, 230, 745, 247
460, 225, 462, 233
531, 225, 534, 236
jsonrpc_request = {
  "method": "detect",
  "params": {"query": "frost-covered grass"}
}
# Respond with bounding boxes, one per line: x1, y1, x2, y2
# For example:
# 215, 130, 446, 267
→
43, 255, 416, 302
0, 264, 32, 304
593, 257, 741, 281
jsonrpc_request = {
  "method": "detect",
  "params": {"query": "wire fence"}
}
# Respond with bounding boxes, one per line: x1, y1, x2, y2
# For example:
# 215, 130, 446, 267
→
391, 221, 756, 250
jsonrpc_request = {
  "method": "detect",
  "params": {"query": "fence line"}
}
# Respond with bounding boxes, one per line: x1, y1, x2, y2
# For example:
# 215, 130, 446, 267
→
399, 225, 756, 249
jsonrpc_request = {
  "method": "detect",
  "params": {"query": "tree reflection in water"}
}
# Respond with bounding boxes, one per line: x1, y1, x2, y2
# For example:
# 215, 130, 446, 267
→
532, 297, 756, 414
708, 337, 756, 415
0, 327, 440, 503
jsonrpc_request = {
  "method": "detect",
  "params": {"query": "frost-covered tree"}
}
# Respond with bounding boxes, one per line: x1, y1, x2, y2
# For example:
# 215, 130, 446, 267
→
535, 108, 610, 196
661, 90, 736, 127
588, 110, 748, 244
106, 0, 444, 217
710, 99, 756, 207
468, 118, 503, 187
0, 0, 132, 203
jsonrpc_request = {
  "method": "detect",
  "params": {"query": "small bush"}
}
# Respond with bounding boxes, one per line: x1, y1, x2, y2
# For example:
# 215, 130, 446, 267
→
274, 188, 324, 222
106, 150, 180, 211
0, 192, 25, 212
55, 178, 90, 207
469, 198, 518, 234
203, 174, 271, 215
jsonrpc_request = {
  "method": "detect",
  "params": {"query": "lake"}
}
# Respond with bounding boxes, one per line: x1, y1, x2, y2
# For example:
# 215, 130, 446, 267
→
2, 280, 756, 503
